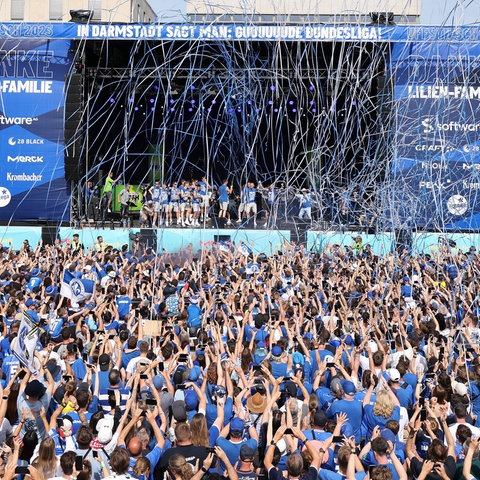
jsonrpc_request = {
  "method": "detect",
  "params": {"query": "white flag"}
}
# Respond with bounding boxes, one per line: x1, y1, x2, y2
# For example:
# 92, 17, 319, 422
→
14, 312, 40, 374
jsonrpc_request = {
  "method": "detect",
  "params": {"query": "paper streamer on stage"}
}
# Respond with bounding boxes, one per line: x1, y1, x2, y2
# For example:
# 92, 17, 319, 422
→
13, 312, 40, 374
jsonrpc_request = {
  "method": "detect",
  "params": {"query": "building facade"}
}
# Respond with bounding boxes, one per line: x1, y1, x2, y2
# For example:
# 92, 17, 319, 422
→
1, 0, 156, 23
187, 0, 421, 24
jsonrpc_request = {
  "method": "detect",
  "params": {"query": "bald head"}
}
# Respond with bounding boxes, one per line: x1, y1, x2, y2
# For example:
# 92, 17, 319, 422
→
127, 437, 143, 457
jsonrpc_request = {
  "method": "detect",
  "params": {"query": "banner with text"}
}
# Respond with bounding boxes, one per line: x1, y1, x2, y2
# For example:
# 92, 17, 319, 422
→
0, 39, 72, 221
390, 41, 480, 230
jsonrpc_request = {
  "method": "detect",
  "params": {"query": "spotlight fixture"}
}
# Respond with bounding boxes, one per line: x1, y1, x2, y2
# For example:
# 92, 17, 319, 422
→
369, 12, 395, 25
69, 9, 94, 23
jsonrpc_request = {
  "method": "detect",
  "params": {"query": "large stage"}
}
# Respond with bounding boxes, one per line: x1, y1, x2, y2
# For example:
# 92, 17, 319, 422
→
2, 23, 480, 232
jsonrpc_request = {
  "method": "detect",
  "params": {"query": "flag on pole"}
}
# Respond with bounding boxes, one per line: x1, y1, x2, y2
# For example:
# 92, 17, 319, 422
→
238, 242, 252, 256
13, 311, 40, 374
69, 278, 95, 304
217, 241, 231, 253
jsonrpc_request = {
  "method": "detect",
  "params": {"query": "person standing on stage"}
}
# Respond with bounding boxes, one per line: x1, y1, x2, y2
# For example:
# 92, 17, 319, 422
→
158, 184, 170, 227
191, 183, 201, 226
236, 183, 247, 224
218, 180, 233, 225
85, 181, 99, 222
297, 188, 312, 222
103, 171, 118, 213
168, 181, 180, 226
179, 180, 190, 227
198, 176, 210, 221
119, 184, 131, 228
149, 181, 161, 227
264, 183, 277, 227
245, 181, 258, 226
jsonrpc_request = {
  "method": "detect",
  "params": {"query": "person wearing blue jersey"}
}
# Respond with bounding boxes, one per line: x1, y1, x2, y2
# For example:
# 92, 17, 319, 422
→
236, 183, 247, 223
263, 183, 277, 227
245, 181, 258, 226
191, 184, 201, 227
198, 176, 210, 221
297, 188, 312, 222
218, 179, 233, 225
116, 286, 132, 321
168, 181, 180, 226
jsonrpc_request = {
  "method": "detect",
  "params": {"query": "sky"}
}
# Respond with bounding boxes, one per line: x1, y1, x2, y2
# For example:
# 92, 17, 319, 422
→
150, 0, 480, 25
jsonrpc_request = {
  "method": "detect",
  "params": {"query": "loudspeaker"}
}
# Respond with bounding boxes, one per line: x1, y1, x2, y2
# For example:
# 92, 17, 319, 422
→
42, 226, 59, 245
139, 229, 157, 252
214, 235, 231, 242
394, 229, 412, 253
64, 73, 84, 182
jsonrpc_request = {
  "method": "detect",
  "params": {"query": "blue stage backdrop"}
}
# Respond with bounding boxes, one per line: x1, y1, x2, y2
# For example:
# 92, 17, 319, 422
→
0, 39, 72, 221
390, 42, 480, 230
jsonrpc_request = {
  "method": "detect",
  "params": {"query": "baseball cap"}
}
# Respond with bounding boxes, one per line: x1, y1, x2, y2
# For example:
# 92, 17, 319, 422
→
381, 428, 396, 444
452, 380, 468, 396
153, 375, 164, 390
97, 416, 114, 444
230, 417, 245, 433
341, 380, 356, 395
388, 368, 400, 382
271, 345, 283, 357
188, 366, 202, 382
99, 354, 110, 370
184, 390, 199, 410
240, 445, 255, 461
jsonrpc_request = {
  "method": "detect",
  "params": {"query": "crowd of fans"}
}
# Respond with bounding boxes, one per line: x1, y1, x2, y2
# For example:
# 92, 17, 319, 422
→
0, 236, 479, 480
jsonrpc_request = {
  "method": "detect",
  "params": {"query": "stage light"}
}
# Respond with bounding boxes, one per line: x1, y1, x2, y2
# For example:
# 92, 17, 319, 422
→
309, 85, 315, 91
207, 108, 212, 112
274, 108, 278, 112
69, 9, 93, 23
134, 107, 139, 111
169, 99, 175, 104
109, 98, 115, 103
190, 85, 195, 90
188, 108, 193, 112
369, 12, 395, 25
191, 100, 196, 104
288, 100, 294, 105
153, 85, 159, 90
128, 98, 134, 103
247, 100, 252, 105
292, 108, 297, 112
170, 108, 175, 112
149, 98, 154, 103
150, 107, 155, 112
212, 100, 216, 104
269, 86, 276, 91
268, 100, 273, 105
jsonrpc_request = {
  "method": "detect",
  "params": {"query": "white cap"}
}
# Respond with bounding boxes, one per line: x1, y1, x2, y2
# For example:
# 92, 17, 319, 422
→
97, 416, 114, 444
452, 380, 468, 397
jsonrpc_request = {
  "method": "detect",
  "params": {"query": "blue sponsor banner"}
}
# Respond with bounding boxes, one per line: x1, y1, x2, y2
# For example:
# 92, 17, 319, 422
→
0, 39, 72, 221
390, 41, 480, 230
1, 23, 480, 43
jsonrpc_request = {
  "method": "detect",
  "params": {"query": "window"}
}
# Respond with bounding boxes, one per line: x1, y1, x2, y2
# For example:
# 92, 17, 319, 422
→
50, 0, 63, 20
88, 0, 102, 21
11, 0, 24, 20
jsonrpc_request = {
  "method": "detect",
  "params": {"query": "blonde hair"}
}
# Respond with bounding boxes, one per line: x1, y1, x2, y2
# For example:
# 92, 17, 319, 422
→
36, 437, 58, 479
169, 454, 193, 480
190, 414, 209, 447
133, 457, 151, 477
373, 390, 394, 418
